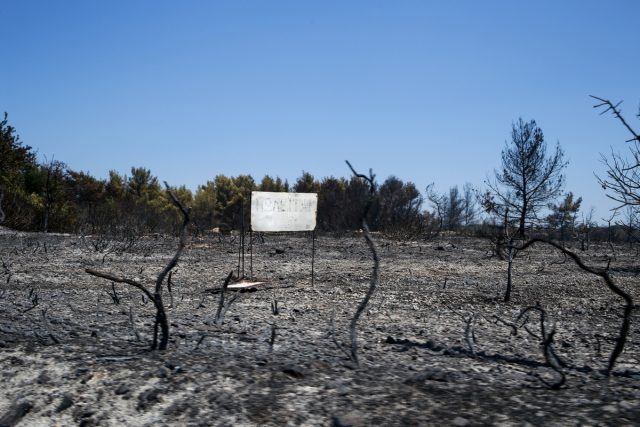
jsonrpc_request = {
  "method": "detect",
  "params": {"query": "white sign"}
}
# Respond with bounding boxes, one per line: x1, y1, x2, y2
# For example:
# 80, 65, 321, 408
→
251, 191, 318, 232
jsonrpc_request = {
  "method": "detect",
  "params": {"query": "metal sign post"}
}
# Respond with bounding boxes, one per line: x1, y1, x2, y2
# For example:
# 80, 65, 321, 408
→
311, 229, 315, 288
251, 191, 318, 287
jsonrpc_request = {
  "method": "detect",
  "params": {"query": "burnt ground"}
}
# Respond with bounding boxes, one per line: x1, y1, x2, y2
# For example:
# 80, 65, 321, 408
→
0, 227, 639, 426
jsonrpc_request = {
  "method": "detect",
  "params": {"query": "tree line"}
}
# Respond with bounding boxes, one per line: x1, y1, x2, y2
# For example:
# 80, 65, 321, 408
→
0, 113, 434, 235
2, 96, 639, 241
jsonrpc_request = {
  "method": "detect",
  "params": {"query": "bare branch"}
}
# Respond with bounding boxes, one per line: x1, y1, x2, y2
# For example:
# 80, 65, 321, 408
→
214, 270, 236, 326
517, 304, 564, 389
591, 95, 640, 143
156, 182, 191, 295
85, 268, 154, 302
344, 160, 380, 367
515, 238, 634, 374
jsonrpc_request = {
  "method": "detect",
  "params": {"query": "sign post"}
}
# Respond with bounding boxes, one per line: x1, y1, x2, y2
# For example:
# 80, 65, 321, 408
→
251, 191, 318, 286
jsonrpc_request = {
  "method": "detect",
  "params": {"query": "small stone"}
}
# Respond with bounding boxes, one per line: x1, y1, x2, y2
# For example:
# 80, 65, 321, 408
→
619, 400, 635, 410
115, 384, 130, 395
8, 356, 24, 366
75, 367, 90, 377
453, 416, 469, 426
404, 367, 456, 384
137, 388, 163, 410
0, 400, 33, 427
282, 365, 306, 379
56, 395, 74, 413
332, 410, 365, 427
156, 367, 169, 378
36, 371, 51, 384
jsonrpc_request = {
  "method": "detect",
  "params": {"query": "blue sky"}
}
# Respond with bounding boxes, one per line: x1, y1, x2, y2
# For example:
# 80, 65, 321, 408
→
1, 1, 639, 220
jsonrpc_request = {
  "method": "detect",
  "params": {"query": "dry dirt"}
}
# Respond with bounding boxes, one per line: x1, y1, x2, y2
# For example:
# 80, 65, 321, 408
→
0, 227, 639, 426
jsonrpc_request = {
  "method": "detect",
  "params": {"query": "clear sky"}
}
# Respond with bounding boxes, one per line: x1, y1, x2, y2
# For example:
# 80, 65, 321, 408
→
1, 1, 639, 220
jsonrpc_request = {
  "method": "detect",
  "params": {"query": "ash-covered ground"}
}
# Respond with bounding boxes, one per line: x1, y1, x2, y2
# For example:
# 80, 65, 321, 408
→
0, 227, 638, 426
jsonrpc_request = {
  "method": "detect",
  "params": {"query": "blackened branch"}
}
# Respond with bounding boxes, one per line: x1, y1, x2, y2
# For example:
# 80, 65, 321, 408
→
591, 95, 640, 143
344, 160, 379, 366
515, 238, 633, 374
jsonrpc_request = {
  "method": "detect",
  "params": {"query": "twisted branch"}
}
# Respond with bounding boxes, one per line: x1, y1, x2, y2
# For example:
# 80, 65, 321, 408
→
515, 238, 633, 374
344, 160, 379, 366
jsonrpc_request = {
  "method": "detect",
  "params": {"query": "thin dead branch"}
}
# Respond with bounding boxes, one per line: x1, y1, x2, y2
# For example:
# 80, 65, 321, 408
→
490, 315, 519, 336
592, 95, 640, 208
85, 182, 190, 350
105, 282, 120, 305
448, 306, 477, 355
22, 288, 39, 313
344, 160, 379, 366
194, 334, 206, 351
214, 271, 239, 326
591, 95, 640, 143
517, 305, 565, 389
515, 238, 633, 374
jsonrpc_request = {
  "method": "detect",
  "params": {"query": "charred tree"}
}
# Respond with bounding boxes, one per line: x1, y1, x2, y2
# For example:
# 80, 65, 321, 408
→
486, 118, 566, 237
592, 95, 640, 208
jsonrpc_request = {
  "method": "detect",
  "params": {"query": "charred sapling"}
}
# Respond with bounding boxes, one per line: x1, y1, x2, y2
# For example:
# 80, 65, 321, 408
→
517, 238, 634, 374
517, 305, 565, 389
336, 160, 379, 367
214, 271, 240, 326
449, 306, 477, 356
86, 182, 190, 350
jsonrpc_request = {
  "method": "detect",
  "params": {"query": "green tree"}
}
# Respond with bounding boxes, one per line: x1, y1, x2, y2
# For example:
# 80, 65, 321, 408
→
41, 159, 69, 232
0, 113, 39, 228
162, 184, 193, 234
258, 175, 288, 192
233, 175, 256, 228
318, 176, 348, 231
127, 167, 161, 200
293, 171, 320, 193
486, 118, 567, 237
106, 170, 126, 200
193, 181, 217, 230
377, 176, 423, 231
212, 175, 256, 230
344, 176, 375, 230
547, 192, 582, 241
125, 167, 164, 232
66, 170, 107, 234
